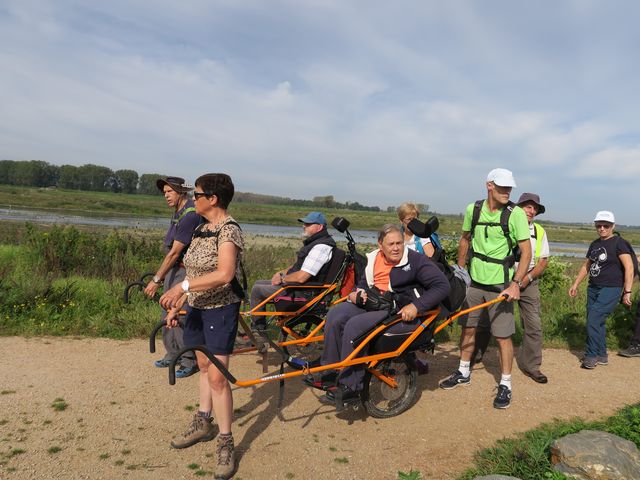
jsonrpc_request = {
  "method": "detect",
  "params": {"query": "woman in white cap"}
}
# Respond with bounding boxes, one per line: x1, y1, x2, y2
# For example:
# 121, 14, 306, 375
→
568, 211, 634, 369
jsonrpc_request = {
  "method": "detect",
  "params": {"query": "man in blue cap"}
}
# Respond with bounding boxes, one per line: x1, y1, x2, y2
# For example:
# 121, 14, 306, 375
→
249, 211, 336, 332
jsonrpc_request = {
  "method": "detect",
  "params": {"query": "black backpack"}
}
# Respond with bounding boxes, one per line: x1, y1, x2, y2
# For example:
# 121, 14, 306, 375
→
613, 233, 639, 279
469, 199, 517, 286
407, 216, 467, 312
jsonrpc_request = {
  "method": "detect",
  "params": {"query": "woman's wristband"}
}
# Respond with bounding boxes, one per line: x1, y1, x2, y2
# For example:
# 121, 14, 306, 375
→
624, 291, 632, 294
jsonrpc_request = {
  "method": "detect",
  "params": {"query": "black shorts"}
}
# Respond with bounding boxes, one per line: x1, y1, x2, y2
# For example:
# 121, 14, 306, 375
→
183, 302, 240, 355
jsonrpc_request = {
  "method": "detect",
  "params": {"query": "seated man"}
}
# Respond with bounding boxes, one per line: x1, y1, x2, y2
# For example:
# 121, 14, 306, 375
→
311, 223, 450, 404
249, 211, 336, 332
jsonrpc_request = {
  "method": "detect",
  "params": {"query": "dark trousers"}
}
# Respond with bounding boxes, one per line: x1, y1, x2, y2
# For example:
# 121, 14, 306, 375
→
161, 263, 195, 368
321, 302, 419, 391
585, 284, 622, 358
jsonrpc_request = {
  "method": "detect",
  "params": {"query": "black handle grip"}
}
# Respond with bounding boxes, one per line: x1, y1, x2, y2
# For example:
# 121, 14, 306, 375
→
168, 345, 237, 386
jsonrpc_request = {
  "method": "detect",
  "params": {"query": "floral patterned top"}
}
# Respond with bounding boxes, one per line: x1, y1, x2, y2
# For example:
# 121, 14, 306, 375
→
183, 216, 244, 309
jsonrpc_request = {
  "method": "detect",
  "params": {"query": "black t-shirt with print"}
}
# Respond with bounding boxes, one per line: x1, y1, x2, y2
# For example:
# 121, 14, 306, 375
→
586, 236, 633, 287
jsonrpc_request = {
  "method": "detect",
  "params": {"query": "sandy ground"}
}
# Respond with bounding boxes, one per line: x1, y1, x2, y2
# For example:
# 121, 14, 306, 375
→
1, 336, 639, 480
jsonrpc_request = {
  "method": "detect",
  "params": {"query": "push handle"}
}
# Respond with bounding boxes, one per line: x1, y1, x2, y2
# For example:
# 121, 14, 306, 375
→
168, 345, 237, 385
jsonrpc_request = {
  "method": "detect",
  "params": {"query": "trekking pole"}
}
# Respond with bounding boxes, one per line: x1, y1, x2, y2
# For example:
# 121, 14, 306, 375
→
433, 294, 507, 335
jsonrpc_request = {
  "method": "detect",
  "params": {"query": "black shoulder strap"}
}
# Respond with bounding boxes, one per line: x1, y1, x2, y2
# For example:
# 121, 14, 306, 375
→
192, 220, 247, 300
470, 200, 484, 238
499, 201, 515, 254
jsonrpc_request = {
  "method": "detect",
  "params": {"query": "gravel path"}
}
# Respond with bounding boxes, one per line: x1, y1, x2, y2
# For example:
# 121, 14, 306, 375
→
1, 336, 639, 479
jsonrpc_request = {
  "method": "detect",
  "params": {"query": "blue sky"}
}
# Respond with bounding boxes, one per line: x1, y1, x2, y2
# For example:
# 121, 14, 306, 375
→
2, 1, 640, 224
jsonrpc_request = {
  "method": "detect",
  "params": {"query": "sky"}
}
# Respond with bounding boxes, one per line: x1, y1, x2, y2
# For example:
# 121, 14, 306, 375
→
2, 1, 640, 225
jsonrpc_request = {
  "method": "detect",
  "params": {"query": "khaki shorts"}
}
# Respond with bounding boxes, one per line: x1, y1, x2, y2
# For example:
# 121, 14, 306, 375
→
457, 285, 515, 338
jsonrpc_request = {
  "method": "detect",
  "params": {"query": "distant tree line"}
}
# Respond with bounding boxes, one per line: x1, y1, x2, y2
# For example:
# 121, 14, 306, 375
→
0, 160, 163, 195
0, 159, 381, 210
234, 193, 380, 211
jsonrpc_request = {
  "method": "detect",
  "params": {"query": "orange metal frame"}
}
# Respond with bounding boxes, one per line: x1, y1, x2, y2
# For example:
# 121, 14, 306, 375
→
221, 296, 506, 388
233, 283, 348, 355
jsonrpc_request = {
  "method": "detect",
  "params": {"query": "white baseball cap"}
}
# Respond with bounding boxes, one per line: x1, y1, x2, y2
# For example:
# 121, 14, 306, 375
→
486, 168, 517, 188
594, 211, 615, 223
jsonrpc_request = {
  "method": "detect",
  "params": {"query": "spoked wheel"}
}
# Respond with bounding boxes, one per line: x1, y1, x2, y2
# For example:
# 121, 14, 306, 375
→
280, 314, 324, 368
363, 356, 417, 418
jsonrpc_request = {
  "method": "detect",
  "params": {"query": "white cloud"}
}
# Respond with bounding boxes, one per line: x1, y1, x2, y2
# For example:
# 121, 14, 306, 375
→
576, 147, 640, 179
2, 1, 640, 223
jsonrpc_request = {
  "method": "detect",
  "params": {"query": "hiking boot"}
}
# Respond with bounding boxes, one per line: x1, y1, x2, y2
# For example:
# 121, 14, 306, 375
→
493, 384, 512, 409
522, 369, 548, 384
619, 343, 640, 357
581, 356, 597, 369
214, 434, 235, 479
597, 355, 609, 366
170, 414, 216, 449
438, 370, 471, 390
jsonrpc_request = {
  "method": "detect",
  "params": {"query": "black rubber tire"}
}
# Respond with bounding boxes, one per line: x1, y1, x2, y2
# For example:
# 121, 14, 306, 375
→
280, 314, 324, 367
363, 356, 417, 418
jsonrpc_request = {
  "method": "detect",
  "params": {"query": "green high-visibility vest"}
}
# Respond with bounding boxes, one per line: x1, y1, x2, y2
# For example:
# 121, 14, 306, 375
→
532, 222, 545, 261
171, 207, 196, 224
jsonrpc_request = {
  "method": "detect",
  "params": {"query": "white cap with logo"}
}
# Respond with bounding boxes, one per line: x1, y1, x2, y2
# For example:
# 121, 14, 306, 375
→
486, 168, 517, 188
594, 211, 615, 223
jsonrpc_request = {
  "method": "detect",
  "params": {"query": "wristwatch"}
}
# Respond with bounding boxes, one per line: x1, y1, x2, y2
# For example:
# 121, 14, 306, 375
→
181, 279, 190, 293
152, 275, 162, 284
513, 278, 523, 288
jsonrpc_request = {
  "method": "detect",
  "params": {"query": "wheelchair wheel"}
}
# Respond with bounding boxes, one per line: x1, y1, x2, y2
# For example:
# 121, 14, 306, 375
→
363, 356, 417, 418
280, 314, 323, 367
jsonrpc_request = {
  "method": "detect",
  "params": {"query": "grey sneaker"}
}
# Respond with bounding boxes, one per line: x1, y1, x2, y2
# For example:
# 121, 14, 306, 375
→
581, 356, 597, 369
170, 414, 216, 449
619, 343, 640, 357
214, 433, 236, 479
493, 384, 512, 409
597, 355, 609, 366
439, 370, 471, 390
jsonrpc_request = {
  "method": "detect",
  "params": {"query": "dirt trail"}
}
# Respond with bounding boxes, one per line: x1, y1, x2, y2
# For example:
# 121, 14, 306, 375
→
1, 336, 639, 479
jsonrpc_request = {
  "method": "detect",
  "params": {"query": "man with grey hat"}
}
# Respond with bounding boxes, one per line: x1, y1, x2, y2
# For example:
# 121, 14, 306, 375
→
439, 168, 531, 409
249, 211, 336, 332
514, 192, 550, 383
144, 176, 201, 377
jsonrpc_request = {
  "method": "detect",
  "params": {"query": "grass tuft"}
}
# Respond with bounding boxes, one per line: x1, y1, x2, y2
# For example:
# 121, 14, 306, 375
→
51, 399, 68, 411
398, 471, 421, 480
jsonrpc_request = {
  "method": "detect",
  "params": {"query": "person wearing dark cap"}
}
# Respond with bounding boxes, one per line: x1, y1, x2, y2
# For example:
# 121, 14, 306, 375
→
248, 211, 336, 332
514, 192, 550, 383
144, 176, 201, 377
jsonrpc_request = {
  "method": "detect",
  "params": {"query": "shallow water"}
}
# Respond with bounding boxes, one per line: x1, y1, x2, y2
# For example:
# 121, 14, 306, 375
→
0, 207, 588, 257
